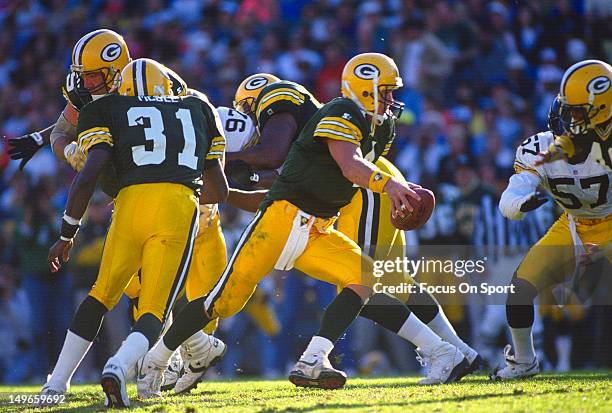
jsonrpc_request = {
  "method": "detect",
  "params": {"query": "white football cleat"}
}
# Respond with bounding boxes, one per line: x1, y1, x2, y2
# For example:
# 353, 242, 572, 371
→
137, 352, 168, 399
33, 381, 66, 407
288, 352, 347, 390
416, 342, 469, 385
101, 357, 130, 408
174, 335, 227, 394
490, 345, 539, 381
161, 350, 184, 392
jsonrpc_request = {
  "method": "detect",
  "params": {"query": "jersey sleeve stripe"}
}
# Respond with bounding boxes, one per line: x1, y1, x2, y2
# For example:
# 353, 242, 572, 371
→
78, 126, 110, 138
314, 129, 360, 145
513, 163, 541, 178
79, 135, 113, 155
259, 88, 305, 105
318, 117, 363, 140
209, 145, 226, 153
205, 152, 223, 160
256, 93, 304, 119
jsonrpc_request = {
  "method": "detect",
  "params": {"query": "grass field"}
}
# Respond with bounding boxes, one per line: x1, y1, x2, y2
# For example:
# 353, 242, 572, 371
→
1, 372, 611, 413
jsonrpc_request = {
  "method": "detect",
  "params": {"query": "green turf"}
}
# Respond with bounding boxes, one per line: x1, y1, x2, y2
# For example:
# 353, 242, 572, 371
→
1, 372, 611, 412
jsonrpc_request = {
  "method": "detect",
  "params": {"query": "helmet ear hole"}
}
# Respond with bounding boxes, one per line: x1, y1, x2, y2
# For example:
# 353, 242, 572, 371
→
362, 91, 369, 97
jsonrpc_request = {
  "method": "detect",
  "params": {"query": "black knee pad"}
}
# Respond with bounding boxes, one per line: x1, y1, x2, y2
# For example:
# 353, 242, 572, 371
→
506, 276, 538, 329
70, 295, 109, 341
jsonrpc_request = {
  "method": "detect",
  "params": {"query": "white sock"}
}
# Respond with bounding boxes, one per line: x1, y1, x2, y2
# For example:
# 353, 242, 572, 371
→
428, 311, 475, 361
113, 332, 150, 373
398, 313, 443, 351
47, 330, 93, 390
301, 336, 334, 360
148, 336, 175, 366
510, 327, 536, 363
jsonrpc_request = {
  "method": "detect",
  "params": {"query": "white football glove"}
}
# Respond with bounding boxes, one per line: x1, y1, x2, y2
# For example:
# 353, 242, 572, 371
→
64, 141, 87, 171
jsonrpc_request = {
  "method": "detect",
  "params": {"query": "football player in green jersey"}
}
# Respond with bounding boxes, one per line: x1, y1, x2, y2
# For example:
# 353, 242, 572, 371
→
139, 53, 469, 394
46, 58, 228, 407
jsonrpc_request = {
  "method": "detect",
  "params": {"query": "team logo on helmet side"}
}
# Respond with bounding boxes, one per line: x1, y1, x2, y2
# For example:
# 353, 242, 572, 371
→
587, 76, 611, 95
101, 43, 122, 62
354, 64, 380, 80
245, 76, 270, 90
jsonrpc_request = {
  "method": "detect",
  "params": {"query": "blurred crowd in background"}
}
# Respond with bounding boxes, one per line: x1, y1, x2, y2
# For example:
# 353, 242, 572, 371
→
2, 0, 612, 383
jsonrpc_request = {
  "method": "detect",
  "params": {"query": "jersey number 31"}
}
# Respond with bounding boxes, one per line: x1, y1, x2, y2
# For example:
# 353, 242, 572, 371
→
127, 106, 199, 170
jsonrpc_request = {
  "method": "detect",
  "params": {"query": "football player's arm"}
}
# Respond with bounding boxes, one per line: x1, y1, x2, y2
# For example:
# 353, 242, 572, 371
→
201, 159, 229, 204
48, 148, 111, 273
226, 188, 268, 213
51, 103, 86, 171
498, 171, 545, 220
6, 124, 54, 170
226, 112, 297, 169
326, 139, 420, 215
252, 169, 279, 189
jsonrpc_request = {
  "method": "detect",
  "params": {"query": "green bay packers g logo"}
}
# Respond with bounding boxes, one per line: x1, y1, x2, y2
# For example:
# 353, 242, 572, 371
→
245, 76, 270, 90
587, 76, 611, 95
354, 64, 379, 80
101, 43, 121, 62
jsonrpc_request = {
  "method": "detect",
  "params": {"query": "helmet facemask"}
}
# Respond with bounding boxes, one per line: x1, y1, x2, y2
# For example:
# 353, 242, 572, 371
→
233, 97, 256, 118
378, 85, 404, 120
559, 101, 598, 136
72, 65, 118, 97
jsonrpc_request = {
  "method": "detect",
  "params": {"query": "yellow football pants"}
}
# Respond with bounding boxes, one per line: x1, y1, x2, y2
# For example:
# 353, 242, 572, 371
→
204, 200, 372, 319
517, 212, 612, 291
123, 211, 279, 335
89, 183, 199, 323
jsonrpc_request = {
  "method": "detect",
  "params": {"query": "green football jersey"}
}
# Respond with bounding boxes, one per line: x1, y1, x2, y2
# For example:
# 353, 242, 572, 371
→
254, 80, 321, 138
262, 97, 396, 218
76, 94, 225, 197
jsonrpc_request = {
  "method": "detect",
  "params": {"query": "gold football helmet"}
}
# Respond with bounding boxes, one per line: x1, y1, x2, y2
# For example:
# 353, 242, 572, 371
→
559, 59, 612, 140
70, 29, 131, 95
118, 58, 173, 97
341, 53, 404, 126
234, 73, 280, 115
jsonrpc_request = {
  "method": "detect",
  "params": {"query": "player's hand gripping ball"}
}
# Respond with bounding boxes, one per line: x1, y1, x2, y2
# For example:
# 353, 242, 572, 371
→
390, 187, 435, 230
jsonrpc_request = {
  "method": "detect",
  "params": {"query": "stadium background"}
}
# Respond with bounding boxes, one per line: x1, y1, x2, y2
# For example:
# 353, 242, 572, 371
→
1, 0, 612, 384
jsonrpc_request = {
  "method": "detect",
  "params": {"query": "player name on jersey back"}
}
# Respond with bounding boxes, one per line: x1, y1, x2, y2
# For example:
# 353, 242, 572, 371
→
137, 95, 182, 103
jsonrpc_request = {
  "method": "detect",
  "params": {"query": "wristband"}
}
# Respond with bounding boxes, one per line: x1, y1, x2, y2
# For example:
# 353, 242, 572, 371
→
60, 213, 81, 240
368, 170, 392, 193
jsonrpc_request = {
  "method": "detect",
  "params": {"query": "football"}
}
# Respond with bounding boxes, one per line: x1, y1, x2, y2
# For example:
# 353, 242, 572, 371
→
390, 188, 435, 231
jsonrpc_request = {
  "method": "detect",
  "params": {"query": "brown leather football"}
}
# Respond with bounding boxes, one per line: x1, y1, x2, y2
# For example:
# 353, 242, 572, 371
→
390, 188, 435, 230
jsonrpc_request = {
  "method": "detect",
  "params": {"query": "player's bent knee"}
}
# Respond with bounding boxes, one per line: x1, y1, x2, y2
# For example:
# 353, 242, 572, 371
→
506, 275, 538, 306
346, 283, 372, 302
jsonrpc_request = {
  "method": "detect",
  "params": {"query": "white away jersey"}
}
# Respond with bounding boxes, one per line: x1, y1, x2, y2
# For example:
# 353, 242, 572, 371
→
514, 131, 612, 219
591, 139, 612, 170
216, 106, 258, 153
